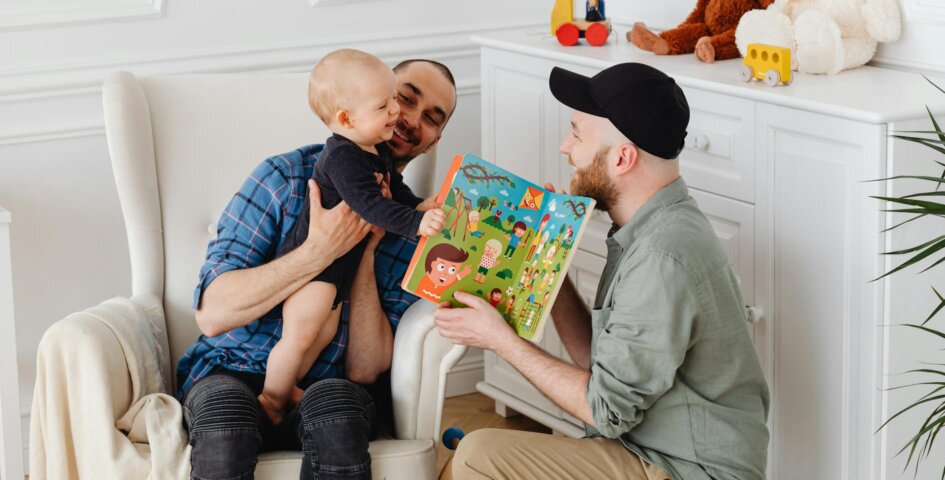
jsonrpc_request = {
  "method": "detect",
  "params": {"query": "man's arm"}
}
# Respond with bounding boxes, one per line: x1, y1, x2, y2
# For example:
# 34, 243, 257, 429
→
195, 180, 371, 337
344, 230, 394, 384
433, 291, 595, 426
550, 275, 592, 370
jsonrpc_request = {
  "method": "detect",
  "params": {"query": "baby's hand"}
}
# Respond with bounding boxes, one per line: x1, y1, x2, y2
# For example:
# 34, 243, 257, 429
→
417, 195, 440, 212
419, 208, 445, 237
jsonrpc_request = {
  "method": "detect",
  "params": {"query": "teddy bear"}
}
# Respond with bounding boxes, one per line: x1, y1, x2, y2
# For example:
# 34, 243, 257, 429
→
734, 0, 902, 75
629, 0, 774, 63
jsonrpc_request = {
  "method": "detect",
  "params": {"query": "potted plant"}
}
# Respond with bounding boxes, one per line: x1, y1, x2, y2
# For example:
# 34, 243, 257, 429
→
874, 77, 945, 479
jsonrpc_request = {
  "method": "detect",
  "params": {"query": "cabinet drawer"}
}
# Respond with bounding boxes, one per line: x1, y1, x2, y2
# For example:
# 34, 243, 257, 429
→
575, 210, 612, 259
679, 87, 756, 203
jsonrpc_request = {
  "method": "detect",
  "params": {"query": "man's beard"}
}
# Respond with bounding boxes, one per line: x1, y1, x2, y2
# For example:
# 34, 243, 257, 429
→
388, 120, 421, 170
569, 146, 620, 212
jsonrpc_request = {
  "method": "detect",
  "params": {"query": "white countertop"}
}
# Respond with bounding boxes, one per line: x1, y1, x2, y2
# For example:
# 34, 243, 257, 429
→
472, 28, 945, 123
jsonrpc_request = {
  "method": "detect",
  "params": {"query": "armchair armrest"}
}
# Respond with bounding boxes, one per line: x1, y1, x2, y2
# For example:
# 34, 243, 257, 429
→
29, 294, 182, 478
390, 300, 467, 445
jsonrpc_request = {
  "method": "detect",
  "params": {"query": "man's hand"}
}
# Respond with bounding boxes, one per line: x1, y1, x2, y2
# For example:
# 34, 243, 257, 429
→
544, 182, 567, 195
433, 291, 520, 352
418, 208, 445, 237
416, 195, 441, 212
302, 180, 372, 260
374, 172, 392, 200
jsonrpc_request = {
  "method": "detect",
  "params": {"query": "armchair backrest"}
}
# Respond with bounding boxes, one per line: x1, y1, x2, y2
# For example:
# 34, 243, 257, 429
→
102, 72, 437, 388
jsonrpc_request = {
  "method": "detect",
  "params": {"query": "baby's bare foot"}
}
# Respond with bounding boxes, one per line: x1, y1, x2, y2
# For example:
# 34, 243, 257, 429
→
258, 393, 286, 425
696, 36, 715, 63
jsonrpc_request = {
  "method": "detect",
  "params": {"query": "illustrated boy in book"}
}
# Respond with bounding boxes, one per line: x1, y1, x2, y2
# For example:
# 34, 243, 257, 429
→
504, 294, 516, 314
517, 266, 531, 289
503, 221, 527, 258
489, 288, 504, 307
418, 243, 471, 301
468, 210, 484, 238
473, 238, 503, 284
531, 231, 551, 265
542, 241, 559, 269
525, 213, 551, 261
257, 48, 446, 423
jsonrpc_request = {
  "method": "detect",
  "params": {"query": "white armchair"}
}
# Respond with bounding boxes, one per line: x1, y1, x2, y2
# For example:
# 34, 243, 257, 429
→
30, 71, 465, 479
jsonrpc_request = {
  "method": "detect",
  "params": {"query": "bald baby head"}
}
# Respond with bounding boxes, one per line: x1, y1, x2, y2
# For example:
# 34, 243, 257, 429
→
308, 49, 393, 124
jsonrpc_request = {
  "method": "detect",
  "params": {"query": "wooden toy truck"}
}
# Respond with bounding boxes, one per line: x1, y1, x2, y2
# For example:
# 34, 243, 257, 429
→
551, 0, 611, 47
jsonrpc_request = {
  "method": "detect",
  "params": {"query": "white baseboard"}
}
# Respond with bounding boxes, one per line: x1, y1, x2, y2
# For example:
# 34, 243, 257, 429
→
446, 349, 484, 398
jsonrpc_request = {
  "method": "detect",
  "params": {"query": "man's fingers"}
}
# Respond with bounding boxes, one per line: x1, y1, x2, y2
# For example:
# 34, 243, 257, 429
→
309, 180, 323, 211
544, 182, 556, 193
453, 291, 489, 309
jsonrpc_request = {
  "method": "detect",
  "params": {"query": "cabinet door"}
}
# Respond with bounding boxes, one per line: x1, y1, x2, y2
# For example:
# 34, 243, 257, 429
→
756, 104, 884, 480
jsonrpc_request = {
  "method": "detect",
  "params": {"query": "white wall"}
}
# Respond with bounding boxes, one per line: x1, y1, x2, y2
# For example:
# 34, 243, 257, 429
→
0, 0, 544, 470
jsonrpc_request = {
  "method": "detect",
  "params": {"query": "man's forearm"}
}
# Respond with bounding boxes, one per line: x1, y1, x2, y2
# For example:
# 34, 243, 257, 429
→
195, 244, 332, 337
495, 336, 595, 426
345, 245, 393, 384
551, 275, 592, 370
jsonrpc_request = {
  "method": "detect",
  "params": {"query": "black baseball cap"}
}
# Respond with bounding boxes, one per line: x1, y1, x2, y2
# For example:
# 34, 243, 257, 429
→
549, 63, 689, 160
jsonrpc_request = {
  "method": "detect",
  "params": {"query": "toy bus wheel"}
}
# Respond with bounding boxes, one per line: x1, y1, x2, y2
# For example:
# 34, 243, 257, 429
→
783, 74, 793, 86
764, 70, 781, 87
556, 23, 580, 47
739, 64, 754, 82
585, 23, 609, 46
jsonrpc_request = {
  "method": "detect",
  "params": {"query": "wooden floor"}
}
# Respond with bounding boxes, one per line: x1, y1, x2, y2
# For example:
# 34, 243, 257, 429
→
22, 393, 546, 480
436, 392, 550, 480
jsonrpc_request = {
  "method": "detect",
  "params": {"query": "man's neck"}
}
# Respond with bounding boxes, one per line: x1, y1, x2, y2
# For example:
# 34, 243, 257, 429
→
608, 174, 680, 227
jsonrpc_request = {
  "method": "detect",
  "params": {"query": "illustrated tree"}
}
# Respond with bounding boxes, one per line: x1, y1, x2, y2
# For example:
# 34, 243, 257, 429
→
489, 198, 498, 211
477, 196, 490, 212
506, 214, 516, 227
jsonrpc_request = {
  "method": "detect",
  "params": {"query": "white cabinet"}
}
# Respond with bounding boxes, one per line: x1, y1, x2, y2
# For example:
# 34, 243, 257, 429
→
473, 28, 939, 480
0, 208, 24, 480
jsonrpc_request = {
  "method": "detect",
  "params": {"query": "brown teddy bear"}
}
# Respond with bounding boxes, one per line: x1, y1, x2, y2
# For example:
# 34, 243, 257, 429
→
629, 0, 774, 63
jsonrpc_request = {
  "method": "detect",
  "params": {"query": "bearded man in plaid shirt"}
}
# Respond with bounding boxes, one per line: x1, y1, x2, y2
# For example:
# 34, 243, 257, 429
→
176, 59, 457, 480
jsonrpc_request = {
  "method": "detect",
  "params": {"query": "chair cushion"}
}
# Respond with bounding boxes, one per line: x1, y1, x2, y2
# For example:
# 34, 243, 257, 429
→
255, 439, 436, 479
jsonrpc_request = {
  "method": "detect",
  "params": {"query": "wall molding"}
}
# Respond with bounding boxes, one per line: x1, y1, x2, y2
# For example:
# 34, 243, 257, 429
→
0, 0, 164, 31
0, 20, 541, 101
0, 81, 479, 147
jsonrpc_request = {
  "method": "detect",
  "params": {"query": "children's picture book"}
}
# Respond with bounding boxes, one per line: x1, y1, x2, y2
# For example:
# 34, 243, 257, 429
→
402, 153, 596, 342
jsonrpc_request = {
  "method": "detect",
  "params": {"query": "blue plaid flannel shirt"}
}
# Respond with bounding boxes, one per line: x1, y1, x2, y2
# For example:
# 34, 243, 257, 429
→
175, 144, 420, 400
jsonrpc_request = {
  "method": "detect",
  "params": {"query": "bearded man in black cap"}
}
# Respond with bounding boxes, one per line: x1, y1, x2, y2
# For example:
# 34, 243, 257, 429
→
433, 63, 770, 480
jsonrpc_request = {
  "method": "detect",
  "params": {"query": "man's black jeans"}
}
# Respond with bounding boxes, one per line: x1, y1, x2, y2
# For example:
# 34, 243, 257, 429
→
182, 370, 392, 480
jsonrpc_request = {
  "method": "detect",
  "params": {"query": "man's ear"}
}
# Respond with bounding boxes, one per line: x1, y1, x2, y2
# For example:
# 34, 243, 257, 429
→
422, 135, 442, 154
614, 143, 638, 175
336, 110, 353, 129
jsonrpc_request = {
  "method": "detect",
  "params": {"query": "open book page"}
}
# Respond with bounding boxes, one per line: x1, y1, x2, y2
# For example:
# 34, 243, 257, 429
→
402, 154, 595, 341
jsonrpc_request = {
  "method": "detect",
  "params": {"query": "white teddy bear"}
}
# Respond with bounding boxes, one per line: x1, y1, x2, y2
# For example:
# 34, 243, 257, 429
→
735, 0, 902, 75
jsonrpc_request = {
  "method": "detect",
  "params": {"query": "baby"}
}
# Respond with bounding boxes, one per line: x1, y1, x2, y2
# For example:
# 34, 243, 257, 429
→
259, 49, 445, 423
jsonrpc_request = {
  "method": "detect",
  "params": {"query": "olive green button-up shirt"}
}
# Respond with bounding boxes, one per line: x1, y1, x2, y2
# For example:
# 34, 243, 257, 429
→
585, 177, 770, 480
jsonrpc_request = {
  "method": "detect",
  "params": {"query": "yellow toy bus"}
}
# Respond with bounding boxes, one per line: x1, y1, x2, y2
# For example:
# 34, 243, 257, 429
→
740, 43, 793, 86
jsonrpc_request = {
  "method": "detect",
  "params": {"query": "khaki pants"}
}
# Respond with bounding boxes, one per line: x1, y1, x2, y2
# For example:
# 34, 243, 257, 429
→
452, 428, 672, 480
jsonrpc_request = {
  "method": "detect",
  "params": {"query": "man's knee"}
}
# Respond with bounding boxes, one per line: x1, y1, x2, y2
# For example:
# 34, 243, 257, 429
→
298, 378, 374, 426
298, 379, 374, 477
184, 374, 261, 433
453, 428, 508, 479
184, 375, 262, 480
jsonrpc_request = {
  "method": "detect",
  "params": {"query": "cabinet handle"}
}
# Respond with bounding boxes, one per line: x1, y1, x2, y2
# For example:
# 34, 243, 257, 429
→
746, 305, 764, 324
686, 133, 710, 151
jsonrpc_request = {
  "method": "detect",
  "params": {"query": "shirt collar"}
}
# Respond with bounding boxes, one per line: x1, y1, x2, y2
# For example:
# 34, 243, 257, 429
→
607, 176, 689, 250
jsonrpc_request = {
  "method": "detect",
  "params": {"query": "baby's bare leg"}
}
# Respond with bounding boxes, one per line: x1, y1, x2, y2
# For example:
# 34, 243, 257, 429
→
298, 306, 341, 379
260, 281, 336, 424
